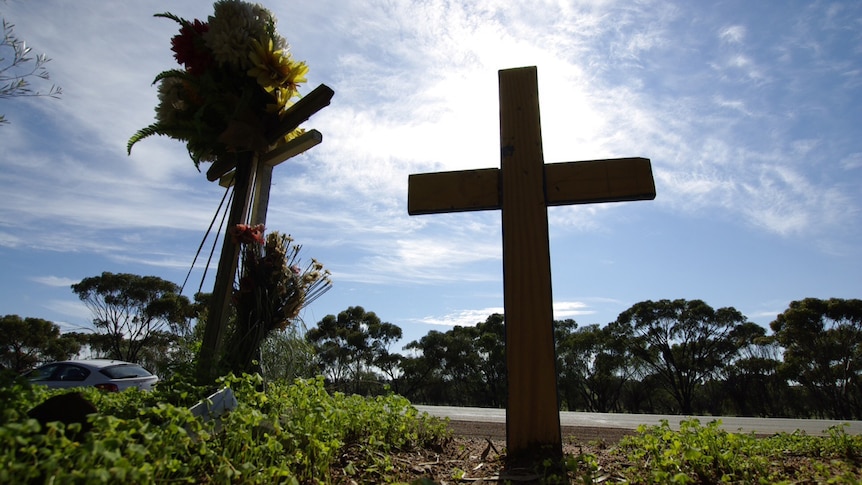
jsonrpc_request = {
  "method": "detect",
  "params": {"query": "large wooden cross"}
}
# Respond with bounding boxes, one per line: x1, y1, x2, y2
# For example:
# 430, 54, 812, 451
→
408, 67, 655, 457
196, 84, 334, 384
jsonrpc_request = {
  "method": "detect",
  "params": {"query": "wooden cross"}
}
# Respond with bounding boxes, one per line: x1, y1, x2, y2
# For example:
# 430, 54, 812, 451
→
196, 85, 334, 384
408, 67, 655, 457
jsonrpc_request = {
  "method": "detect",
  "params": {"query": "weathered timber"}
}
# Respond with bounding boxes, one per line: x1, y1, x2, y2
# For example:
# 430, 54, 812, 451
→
197, 153, 258, 383
206, 84, 334, 181
408, 157, 654, 214
407, 66, 656, 458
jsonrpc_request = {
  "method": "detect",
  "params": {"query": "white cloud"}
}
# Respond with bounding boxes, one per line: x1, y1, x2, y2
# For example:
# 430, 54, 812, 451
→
30, 276, 79, 287
712, 96, 753, 117
747, 310, 781, 321
0, 1, 797, 260
412, 300, 593, 327
42, 300, 93, 324
0, 231, 24, 248
416, 307, 504, 327
335, 233, 502, 285
553, 301, 595, 318
739, 164, 851, 236
841, 153, 862, 170
719, 25, 746, 44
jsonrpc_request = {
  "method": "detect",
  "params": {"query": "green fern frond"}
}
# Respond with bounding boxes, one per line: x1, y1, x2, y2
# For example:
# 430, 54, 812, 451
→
127, 123, 166, 155
152, 69, 192, 86
154, 12, 186, 25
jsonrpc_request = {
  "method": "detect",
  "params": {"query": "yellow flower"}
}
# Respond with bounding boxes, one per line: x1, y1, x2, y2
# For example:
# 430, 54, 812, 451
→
281, 128, 305, 144
248, 37, 297, 90
281, 60, 308, 97
266, 65, 309, 111
265, 86, 292, 114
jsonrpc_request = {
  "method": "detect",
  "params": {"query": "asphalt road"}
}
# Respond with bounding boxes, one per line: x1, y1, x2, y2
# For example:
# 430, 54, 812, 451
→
414, 405, 862, 436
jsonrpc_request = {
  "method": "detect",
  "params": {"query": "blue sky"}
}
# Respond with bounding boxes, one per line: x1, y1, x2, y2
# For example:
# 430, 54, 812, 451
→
1, 0, 860, 353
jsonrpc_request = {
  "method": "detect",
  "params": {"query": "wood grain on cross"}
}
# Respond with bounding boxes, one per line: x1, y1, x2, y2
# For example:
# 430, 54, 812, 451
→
196, 85, 333, 384
408, 67, 655, 456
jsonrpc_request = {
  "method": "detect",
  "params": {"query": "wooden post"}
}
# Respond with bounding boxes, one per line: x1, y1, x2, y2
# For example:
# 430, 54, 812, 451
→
197, 153, 257, 383
250, 164, 273, 226
498, 67, 561, 455
407, 66, 656, 458
250, 130, 324, 225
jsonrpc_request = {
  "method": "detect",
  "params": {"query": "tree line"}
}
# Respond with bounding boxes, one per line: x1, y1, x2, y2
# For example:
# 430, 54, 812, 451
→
1, 271, 859, 420
306, 299, 862, 421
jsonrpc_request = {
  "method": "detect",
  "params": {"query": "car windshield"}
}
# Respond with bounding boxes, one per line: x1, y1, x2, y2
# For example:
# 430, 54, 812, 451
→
25, 364, 59, 381
99, 364, 152, 379
25, 363, 90, 381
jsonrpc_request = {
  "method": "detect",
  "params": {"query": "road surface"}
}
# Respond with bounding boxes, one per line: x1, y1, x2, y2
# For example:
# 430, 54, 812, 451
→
414, 405, 862, 436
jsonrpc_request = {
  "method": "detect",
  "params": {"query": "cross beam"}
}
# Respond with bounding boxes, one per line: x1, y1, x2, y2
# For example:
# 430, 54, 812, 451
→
407, 67, 655, 457
408, 157, 655, 214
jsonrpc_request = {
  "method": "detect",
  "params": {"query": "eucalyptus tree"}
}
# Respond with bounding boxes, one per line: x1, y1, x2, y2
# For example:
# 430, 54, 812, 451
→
306, 306, 402, 394
771, 298, 862, 419
402, 324, 484, 405
399, 330, 450, 403
71, 273, 192, 364
474, 314, 507, 407
614, 299, 751, 414
711, 323, 791, 417
556, 321, 633, 412
0, 315, 80, 372
401, 314, 507, 406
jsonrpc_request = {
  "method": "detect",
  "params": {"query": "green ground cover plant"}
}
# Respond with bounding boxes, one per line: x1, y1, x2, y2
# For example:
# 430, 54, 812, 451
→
0, 372, 448, 484
4, 368, 862, 484
609, 418, 862, 484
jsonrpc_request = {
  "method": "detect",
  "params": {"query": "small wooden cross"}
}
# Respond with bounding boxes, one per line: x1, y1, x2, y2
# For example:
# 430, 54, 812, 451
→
408, 67, 655, 457
196, 85, 333, 384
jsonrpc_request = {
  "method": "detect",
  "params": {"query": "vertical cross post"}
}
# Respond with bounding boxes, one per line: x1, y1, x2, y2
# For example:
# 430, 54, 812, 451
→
408, 66, 656, 458
498, 67, 561, 455
197, 153, 258, 383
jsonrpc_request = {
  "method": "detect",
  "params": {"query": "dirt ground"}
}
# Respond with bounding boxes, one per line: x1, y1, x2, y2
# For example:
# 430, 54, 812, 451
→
447, 419, 635, 443
375, 420, 637, 484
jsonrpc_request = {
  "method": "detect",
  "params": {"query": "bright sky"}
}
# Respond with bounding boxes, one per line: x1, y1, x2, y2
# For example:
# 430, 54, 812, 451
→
2, 1, 860, 353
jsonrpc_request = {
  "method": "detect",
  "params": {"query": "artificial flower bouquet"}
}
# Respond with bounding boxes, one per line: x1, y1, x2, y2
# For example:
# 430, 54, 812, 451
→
224, 223, 331, 373
231, 224, 331, 331
127, 0, 308, 169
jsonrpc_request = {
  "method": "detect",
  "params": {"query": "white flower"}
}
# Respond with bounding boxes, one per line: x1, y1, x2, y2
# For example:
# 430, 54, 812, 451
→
204, 0, 282, 71
155, 77, 187, 125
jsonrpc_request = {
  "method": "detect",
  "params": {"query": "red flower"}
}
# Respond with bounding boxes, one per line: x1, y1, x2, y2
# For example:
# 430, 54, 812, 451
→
170, 19, 212, 75
230, 224, 265, 245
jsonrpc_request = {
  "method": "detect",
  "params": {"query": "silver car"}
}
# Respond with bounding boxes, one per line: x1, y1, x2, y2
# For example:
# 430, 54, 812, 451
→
25, 359, 159, 392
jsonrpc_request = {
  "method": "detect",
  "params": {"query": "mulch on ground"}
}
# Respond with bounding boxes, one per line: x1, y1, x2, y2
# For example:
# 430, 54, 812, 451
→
375, 420, 636, 484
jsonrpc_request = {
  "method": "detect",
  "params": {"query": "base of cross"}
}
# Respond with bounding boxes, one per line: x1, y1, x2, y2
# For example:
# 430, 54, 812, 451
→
408, 66, 655, 461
